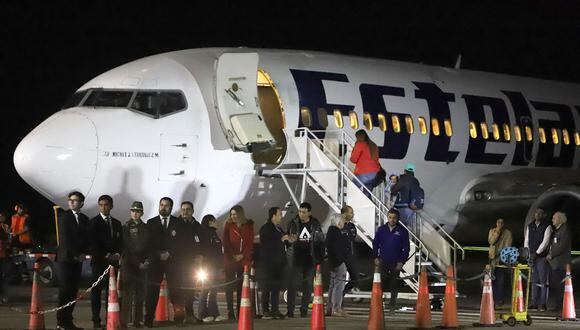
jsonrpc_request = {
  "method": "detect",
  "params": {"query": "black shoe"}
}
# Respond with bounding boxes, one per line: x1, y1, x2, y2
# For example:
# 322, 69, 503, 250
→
300, 310, 308, 318
539, 305, 547, 312
529, 304, 538, 310
272, 311, 286, 320
262, 311, 273, 320
92, 321, 103, 330
286, 312, 294, 318
134, 323, 143, 328
228, 311, 236, 320
144, 320, 154, 328
61, 323, 83, 330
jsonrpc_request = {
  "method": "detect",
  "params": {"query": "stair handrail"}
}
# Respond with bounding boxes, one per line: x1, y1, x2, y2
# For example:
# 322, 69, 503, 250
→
416, 211, 465, 260
291, 127, 426, 252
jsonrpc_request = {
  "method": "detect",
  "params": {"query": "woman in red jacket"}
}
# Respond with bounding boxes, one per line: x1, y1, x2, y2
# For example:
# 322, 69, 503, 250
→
350, 130, 382, 194
222, 205, 254, 320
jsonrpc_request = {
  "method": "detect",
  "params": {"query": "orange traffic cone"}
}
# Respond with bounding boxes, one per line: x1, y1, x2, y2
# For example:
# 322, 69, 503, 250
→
311, 264, 325, 330
473, 267, 496, 327
250, 265, 262, 318
106, 266, 121, 330
28, 262, 45, 330
367, 264, 384, 330
515, 273, 524, 313
415, 267, 432, 329
238, 265, 253, 330
440, 265, 458, 329
155, 276, 170, 323
560, 264, 577, 321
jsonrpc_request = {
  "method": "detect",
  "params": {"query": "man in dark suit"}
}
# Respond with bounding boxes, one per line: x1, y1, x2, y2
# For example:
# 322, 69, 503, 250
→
56, 191, 91, 330
547, 211, 572, 311
90, 195, 123, 329
144, 197, 186, 327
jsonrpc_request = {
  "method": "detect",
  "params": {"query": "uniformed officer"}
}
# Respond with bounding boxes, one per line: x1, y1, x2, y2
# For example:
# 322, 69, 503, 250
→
121, 201, 149, 328
90, 195, 123, 329
144, 197, 186, 327
180, 201, 206, 324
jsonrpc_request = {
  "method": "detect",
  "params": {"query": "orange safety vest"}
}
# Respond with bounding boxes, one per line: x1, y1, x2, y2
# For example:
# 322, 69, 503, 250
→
11, 214, 31, 244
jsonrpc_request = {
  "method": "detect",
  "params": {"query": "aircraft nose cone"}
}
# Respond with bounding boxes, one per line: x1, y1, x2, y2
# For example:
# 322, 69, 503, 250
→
13, 111, 98, 201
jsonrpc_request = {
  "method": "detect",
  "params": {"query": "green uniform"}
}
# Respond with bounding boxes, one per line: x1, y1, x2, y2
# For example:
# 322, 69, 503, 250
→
121, 219, 149, 326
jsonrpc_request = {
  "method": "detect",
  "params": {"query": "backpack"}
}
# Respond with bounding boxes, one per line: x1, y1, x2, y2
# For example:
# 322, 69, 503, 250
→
409, 183, 425, 210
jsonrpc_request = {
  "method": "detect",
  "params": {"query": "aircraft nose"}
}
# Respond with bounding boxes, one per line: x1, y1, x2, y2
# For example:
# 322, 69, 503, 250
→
13, 111, 98, 201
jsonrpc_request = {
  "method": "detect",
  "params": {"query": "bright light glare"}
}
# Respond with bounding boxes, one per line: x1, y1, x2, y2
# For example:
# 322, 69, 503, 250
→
196, 269, 208, 282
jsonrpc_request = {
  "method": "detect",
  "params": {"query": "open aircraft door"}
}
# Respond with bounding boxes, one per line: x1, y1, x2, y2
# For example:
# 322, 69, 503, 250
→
215, 53, 274, 151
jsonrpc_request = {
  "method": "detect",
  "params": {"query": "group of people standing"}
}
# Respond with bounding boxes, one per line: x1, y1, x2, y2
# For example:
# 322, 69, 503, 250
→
488, 207, 573, 312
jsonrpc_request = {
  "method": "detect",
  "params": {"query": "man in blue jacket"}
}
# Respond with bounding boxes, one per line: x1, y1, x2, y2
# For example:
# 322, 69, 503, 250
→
373, 208, 410, 313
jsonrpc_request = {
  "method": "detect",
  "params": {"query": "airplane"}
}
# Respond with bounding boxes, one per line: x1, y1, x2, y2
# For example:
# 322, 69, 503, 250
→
12, 47, 580, 254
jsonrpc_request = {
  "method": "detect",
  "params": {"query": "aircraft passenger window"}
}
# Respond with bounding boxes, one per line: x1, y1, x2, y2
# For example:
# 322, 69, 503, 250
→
392, 115, 401, 133
469, 122, 477, 138
62, 90, 88, 109
363, 112, 373, 130
130, 91, 187, 118
431, 118, 440, 136
562, 129, 570, 145
444, 119, 453, 137
405, 115, 414, 134
333, 110, 344, 128
492, 123, 500, 141
551, 128, 560, 144
85, 90, 133, 108
418, 117, 428, 135
480, 122, 489, 140
300, 107, 312, 127
349, 111, 359, 129
575, 131, 580, 146
503, 124, 511, 141
538, 127, 546, 144
317, 108, 328, 128
525, 126, 533, 142
514, 126, 522, 142
377, 114, 387, 132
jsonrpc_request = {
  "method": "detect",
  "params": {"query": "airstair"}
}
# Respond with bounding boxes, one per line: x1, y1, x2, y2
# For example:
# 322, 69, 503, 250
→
270, 127, 464, 293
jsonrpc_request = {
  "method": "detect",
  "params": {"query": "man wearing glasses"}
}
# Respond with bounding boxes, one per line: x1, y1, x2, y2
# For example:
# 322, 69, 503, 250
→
56, 191, 90, 330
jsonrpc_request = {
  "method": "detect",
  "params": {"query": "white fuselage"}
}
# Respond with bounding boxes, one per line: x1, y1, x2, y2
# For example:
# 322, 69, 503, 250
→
13, 48, 580, 238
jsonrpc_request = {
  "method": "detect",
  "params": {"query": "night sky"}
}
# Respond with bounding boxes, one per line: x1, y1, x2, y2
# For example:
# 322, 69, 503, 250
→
1, 1, 579, 223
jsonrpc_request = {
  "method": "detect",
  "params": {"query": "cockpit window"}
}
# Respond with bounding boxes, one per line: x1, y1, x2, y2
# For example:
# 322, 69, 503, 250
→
62, 88, 187, 119
84, 90, 134, 108
62, 90, 88, 109
130, 91, 187, 117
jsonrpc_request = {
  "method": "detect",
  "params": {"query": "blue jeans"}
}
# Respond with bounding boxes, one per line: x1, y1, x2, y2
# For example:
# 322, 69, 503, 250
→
530, 256, 549, 307
355, 172, 378, 197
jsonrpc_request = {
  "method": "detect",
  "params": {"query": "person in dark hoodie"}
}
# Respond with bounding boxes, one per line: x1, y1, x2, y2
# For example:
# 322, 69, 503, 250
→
286, 202, 325, 318
390, 163, 421, 227
373, 208, 409, 314
199, 215, 227, 323
259, 207, 289, 320
326, 213, 350, 317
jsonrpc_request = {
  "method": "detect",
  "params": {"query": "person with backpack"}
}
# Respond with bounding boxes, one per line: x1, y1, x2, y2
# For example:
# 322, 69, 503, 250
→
390, 163, 423, 231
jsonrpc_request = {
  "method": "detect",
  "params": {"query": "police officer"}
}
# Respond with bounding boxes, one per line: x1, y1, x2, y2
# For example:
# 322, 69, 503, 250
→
90, 195, 123, 329
524, 207, 551, 311
144, 197, 186, 327
180, 201, 206, 324
121, 201, 149, 328
56, 191, 90, 330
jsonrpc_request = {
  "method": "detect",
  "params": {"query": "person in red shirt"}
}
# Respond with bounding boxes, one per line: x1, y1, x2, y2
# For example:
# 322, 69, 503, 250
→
350, 130, 382, 195
222, 205, 254, 320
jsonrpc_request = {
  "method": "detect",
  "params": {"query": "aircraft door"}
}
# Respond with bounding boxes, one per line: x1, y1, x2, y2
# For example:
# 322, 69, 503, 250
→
159, 134, 198, 182
215, 53, 274, 151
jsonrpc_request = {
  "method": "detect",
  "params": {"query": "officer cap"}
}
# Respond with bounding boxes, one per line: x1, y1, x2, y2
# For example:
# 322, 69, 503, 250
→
130, 201, 144, 211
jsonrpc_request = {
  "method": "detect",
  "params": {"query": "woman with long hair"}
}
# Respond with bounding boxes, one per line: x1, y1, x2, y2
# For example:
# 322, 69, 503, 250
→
199, 215, 228, 322
222, 205, 254, 320
350, 130, 382, 194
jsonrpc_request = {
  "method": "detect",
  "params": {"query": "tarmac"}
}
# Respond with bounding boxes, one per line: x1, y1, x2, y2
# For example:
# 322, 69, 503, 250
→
1, 285, 579, 330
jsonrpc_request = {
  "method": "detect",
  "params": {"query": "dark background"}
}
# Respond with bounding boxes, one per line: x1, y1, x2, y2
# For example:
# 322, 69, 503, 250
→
1, 1, 579, 236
